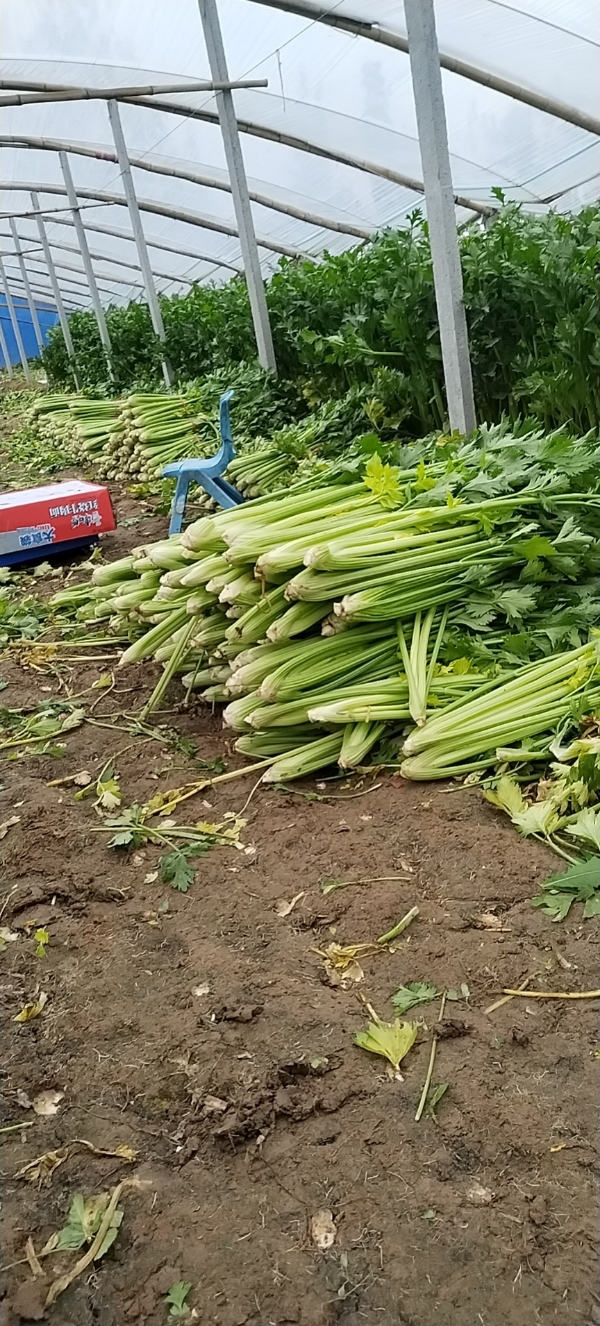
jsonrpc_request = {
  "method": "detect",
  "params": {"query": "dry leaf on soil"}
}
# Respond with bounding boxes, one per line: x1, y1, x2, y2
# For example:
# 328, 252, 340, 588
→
202, 1095, 228, 1115
17, 1147, 69, 1186
465, 1180, 493, 1206
354, 1019, 418, 1080
14, 992, 48, 1022
33, 1090, 64, 1117
16, 1138, 137, 1186
275, 891, 305, 917
310, 1209, 336, 1250
0, 814, 21, 838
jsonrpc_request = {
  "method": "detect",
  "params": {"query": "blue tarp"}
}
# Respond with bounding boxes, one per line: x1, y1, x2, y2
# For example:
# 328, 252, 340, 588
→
0, 295, 60, 365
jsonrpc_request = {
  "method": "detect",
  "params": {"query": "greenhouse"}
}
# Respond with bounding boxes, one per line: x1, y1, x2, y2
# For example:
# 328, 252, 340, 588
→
1, 4, 599, 1324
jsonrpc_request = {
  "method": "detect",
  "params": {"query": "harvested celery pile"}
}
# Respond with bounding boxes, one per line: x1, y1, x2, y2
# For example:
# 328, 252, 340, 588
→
48, 419, 600, 799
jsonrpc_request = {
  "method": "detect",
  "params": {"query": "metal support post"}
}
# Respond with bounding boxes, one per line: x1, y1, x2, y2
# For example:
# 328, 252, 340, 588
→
0, 253, 31, 380
60, 151, 114, 379
197, 0, 277, 374
9, 217, 43, 353
0, 302, 13, 377
31, 191, 81, 389
107, 100, 173, 387
404, 0, 476, 434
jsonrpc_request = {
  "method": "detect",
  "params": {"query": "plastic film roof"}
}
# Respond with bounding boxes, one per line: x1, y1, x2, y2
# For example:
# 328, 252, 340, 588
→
1, 0, 598, 310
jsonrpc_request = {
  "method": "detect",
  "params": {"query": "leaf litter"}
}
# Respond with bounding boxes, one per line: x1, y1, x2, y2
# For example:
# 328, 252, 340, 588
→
16, 1138, 137, 1187
354, 1018, 418, 1081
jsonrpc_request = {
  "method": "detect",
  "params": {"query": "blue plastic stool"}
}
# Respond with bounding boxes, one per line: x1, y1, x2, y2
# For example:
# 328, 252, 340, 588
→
163, 390, 244, 535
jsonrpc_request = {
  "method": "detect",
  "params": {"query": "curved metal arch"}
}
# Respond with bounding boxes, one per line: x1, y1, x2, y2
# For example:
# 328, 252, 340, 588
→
5, 251, 146, 292
0, 229, 222, 287
0, 74, 494, 218
4, 255, 137, 300
4, 264, 113, 305
14, 215, 242, 275
0, 181, 314, 261
248, 0, 600, 141
6, 279, 75, 310
127, 95, 495, 218
0, 135, 372, 241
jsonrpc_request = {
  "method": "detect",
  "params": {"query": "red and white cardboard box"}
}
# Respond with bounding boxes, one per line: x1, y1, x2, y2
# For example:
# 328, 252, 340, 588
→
0, 480, 116, 558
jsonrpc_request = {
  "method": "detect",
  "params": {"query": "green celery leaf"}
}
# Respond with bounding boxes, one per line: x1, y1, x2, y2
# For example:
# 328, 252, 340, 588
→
166, 1281, 193, 1317
483, 775, 525, 819
159, 843, 207, 892
354, 1019, 418, 1074
426, 1082, 449, 1120
531, 892, 575, 921
565, 808, 600, 852
108, 829, 135, 848
391, 981, 439, 1015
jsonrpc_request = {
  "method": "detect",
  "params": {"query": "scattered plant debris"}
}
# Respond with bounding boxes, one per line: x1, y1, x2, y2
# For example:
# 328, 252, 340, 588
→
354, 1017, 418, 1081
41, 1190, 124, 1258
14, 992, 48, 1023
310, 1209, 337, 1251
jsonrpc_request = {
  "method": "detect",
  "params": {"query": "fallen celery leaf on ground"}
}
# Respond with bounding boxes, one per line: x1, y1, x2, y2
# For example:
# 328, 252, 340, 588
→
320, 874, 408, 895
33, 927, 49, 958
501, 986, 600, 999
95, 771, 122, 812
160, 843, 209, 892
392, 981, 439, 1015
426, 1082, 449, 1121
275, 891, 305, 917
532, 857, 600, 920
354, 1018, 418, 1080
377, 906, 419, 945
41, 1191, 124, 1259
0, 814, 20, 838
14, 992, 48, 1022
165, 1281, 193, 1318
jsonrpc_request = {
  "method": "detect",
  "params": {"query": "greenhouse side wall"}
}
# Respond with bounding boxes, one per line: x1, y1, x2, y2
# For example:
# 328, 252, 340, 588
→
0, 294, 59, 365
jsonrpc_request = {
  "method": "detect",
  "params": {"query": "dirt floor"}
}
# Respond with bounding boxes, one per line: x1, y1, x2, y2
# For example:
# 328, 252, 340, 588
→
1, 475, 600, 1326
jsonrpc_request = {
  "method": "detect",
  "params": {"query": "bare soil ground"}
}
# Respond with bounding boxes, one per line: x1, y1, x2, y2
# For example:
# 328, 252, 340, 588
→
1, 471, 599, 1326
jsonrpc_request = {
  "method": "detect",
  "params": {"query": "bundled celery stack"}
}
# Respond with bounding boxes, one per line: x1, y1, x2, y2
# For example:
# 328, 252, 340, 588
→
29, 390, 303, 502
29, 393, 78, 456
68, 397, 121, 460
97, 391, 208, 482
99, 393, 301, 501
29, 394, 121, 466
51, 421, 600, 783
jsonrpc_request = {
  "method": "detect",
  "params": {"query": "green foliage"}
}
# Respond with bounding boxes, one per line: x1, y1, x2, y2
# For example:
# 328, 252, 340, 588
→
42, 204, 600, 437
391, 981, 439, 1015
47, 1192, 124, 1260
165, 1281, 193, 1317
532, 857, 600, 920
160, 841, 210, 892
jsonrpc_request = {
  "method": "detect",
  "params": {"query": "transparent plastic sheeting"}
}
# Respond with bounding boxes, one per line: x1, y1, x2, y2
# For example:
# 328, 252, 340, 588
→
0, 0, 598, 309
